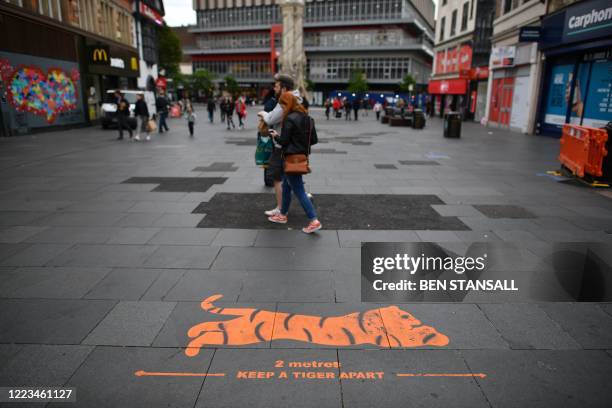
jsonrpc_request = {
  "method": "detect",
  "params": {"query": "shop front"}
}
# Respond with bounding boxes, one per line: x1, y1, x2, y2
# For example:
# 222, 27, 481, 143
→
537, 0, 612, 137
428, 78, 468, 117
83, 41, 139, 121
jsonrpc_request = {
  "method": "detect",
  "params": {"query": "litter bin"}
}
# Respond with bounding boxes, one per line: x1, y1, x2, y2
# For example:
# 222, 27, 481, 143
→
444, 112, 461, 138
413, 109, 425, 129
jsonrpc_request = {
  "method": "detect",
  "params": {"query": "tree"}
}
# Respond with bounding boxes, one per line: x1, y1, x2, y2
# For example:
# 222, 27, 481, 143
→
347, 68, 368, 94
224, 75, 240, 97
192, 69, 216, 97
158, 24, 182, 77
399, 74, 416, 93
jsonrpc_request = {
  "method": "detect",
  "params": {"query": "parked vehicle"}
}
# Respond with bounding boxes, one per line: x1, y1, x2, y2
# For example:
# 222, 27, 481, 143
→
101, 90, 156, 129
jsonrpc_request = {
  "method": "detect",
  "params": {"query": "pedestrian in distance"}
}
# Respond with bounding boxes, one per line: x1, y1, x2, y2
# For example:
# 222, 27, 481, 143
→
324, 98, 331, 120
207, 98, 216, 123
344, 98, 351, 121
333, 97, 341, 118
267, 91, 321, 234
373, 101, 382, 121
353, 98, 360, 121
155, 90, 170, 133
134, 92, 150, 141
226, 97, 236, 130
115, 90, 133, 141
235, 95, 246, 130
185, 101, 196, 137
219, 97, 226, 123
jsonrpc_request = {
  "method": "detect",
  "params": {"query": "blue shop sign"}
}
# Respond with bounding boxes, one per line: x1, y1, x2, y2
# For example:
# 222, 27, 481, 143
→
541, 0, 612, 48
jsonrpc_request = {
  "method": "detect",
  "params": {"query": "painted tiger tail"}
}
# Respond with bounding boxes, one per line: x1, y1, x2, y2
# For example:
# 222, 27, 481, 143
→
200, 294, 254, 317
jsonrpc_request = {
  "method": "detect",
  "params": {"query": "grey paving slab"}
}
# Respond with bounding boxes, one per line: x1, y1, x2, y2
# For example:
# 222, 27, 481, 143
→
239, 270, 334, 302
332, 269, 361, 303
338, 349, 489, 408
212, 247, 294, 270
164, 269, 245, 301
210, 229, 258, 247
24, 226, 118, 244
0, 211, 52, 226
153, 300, 276, 348
0, 266, 110, 299
0, 243, 71, 266
539, 303, 612, 349
141, 269, 187, 301
144, 245, 220, 269
148, 227, 219, 245
0, 299, 116, 344
0, 226, 47, 243
38, 211, 127, 226
84, 268, 169, 300
473, 205, 536, 219
59, 346, 214, 408
431, 204, 483, 217
49, 244, 158, 267
152, 213, 205, 227
62, 200, 136, 212
114, 212, 164, 227
128, 201, 200, 214
106, 227, 162, 244
479, 304, 581, 350
337, 230, 420, 247
391, 303, 509, 349
195, 349, 342, 408
0, 344, 93, 387
462, 350, 612, 408
83, 301, 176, 346
254, 230, 339, 248
416, 230, 462, 242
0, 243, 30, 261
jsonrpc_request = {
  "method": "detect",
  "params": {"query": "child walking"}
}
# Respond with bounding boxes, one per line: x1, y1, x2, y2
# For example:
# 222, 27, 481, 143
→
185, 102, 196, 137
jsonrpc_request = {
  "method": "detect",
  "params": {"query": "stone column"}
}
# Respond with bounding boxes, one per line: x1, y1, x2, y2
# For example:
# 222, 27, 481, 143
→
279, 0, 307, 93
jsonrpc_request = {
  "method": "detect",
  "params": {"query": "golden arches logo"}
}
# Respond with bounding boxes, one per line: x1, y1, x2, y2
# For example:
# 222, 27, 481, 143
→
92, 49, 108, 62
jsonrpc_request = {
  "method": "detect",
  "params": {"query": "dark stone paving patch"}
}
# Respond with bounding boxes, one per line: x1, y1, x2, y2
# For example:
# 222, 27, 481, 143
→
192, 162, 238, 172
225, 137, 256, 146
399, 160, 440, 165
311, 148, 347, 154
193, 193, 469, 230
347, 141, 372, 145
122, 177, 227, 192
462, 350, 612, 408
473, 205, 536, 219
374, 164, 398, 170
63, 346, 213, 408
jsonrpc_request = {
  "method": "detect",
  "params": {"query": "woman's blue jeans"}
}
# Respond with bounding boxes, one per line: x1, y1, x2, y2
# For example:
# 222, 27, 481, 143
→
281, 174, 317, 220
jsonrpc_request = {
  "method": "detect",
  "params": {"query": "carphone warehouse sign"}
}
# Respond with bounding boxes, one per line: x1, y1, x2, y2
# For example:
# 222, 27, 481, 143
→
564, 0, 612, 41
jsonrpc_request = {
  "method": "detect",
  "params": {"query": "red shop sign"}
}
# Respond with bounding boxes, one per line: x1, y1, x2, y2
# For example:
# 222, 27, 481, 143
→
428, 79, 468, 95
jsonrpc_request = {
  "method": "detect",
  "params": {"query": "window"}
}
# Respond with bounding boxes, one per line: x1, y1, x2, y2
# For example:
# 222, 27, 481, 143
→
470, 0, 475, 19
439, 16, 446, 41
450, 9, 457, 36
442, 0, 447, 5
503, 0, 512, 14
461, 2, 469, 31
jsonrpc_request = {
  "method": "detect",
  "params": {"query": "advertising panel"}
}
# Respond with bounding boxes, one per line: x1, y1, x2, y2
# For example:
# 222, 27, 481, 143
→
581, 59, 612, 128
543, 64, 573, 126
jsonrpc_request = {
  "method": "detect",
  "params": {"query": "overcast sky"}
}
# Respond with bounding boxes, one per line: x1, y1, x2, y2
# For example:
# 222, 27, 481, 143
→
163, 0, 439, 27
164, 0, 197, 27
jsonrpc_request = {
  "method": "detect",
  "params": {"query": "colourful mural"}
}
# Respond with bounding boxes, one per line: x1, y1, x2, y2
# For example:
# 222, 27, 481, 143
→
0, 59, 79, 123
185, 294, 450, 356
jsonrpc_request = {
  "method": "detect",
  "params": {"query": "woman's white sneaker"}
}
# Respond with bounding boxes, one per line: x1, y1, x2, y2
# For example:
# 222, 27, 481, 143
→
264, 207, 281, 216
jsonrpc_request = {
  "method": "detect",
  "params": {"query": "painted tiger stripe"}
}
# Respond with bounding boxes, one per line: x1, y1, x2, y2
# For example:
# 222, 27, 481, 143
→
303, 328, 313, 342
375, 335, 383, 346
284, 313, 296, 331
319, 316, 328, 328
423, 333, 436, 344
342, 327, 356, 345
389, 334, 401, 347
249, 309, 262, 322
218, 322, 228, 345
357, 311, 367, 334
255, 321, 267, 342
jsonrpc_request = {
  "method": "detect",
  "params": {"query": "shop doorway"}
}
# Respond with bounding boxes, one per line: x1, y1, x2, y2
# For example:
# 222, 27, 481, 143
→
489, 78, 514, 126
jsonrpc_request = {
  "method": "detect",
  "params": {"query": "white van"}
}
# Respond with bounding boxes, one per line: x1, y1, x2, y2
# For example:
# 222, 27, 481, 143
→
101, 90, 156, 129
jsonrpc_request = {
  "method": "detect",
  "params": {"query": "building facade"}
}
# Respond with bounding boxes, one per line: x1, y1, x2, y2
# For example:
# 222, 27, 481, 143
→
133, 0, 165, 92
0, 0, 142, 135
429, 0, 495, 121
484, 0, 545, 134
187, 0, 435, 102
535, 0, 612, 137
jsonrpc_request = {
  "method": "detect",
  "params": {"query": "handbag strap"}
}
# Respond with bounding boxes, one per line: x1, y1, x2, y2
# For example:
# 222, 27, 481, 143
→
305, 115, 312, 156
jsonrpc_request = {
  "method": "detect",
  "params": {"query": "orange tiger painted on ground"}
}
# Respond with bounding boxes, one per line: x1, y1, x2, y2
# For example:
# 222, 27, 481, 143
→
185, 294, 449, 357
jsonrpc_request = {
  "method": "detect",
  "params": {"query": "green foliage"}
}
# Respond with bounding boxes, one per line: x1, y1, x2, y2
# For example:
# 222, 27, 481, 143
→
305, 79, 314, 92
192, 69, 217, 96
399, 74, 416, 93
158, 25, 182, 77
224, 75, 240, 96
347, 68, 369, 94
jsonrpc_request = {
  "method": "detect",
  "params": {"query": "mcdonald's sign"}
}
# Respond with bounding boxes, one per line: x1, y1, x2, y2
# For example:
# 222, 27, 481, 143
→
90, 46, 110, 65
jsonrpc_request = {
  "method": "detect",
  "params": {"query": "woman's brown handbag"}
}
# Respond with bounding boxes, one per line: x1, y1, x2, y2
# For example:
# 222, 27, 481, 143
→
283, 116, 313, 175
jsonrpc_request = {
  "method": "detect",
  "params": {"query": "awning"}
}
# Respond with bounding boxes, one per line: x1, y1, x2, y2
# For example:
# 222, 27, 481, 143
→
428, 79, 467, 95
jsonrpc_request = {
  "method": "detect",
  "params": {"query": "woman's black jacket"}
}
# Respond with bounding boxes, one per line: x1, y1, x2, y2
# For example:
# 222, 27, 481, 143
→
277, 111, 318, 155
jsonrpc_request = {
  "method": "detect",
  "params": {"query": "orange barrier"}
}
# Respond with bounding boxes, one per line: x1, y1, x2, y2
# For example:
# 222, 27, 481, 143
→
559, 124, 608, 178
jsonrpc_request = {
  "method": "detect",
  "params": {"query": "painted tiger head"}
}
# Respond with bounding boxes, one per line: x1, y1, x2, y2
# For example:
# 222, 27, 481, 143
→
379, 305, 449, 347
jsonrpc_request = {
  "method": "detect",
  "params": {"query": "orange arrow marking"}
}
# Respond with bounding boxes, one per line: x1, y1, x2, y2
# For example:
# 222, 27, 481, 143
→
134, 370, 226, 377
397, 373, 487, 378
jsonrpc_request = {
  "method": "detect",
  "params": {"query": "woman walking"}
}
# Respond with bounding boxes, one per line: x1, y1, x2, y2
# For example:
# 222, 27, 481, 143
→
226, 97, 236, 130
134, 92, 150, 141
267, 92, 321, 234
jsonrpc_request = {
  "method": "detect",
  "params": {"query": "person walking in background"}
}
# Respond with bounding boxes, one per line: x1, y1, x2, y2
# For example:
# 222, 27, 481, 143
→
267, 91, 321, 234
235, 95, 246, 130
155, 90, 170, 133
332, 97, 341, 118
352, 98, 360, 121
344, 98, 351, 121
324, 98, 331, 120
219, 97, 226, 123
373, 101, 382, 121
134, 92, 150, 141
115, 90, 133, 141
207, 98, 216, 123
185, 101, 196, 137
225, 97, 236, 130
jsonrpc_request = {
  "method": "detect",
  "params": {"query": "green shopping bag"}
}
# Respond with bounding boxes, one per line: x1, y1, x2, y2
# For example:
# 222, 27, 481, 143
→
255, 133, 273, 166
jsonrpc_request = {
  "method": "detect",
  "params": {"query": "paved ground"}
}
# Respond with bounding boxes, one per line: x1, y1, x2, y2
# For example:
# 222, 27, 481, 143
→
0, 106, 611, 407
